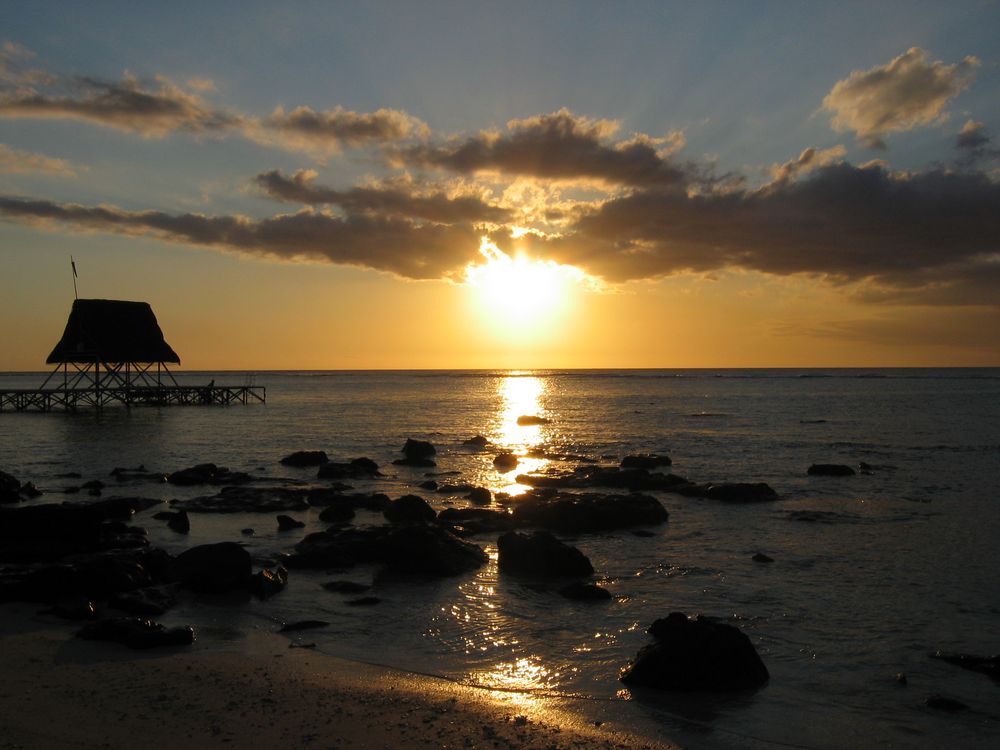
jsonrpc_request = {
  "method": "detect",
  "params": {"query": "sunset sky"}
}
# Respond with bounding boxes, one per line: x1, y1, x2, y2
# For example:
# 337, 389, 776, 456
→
2, 1, 999, 370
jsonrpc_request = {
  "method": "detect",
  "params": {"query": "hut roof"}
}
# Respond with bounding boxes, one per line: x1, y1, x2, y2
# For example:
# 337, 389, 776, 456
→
46, 299, 181, 364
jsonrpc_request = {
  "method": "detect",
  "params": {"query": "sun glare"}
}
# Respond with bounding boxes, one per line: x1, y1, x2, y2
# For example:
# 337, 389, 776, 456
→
465, 238, 584, 338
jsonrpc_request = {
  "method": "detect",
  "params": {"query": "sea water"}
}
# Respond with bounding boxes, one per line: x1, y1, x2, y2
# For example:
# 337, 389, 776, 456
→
1, 369, 998, 748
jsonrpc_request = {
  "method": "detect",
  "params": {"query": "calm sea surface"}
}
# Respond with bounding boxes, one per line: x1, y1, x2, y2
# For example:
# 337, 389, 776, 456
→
1, 369, 998, 748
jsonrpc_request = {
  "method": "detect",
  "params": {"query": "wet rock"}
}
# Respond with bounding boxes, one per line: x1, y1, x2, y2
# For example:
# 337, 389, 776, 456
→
925, 694, 968, 711
467, 487, 492, 505
173, 542, 251, 594
81, 480, 105, 491
89, 497, 163, 518
632, 530, 656, 538
279, 620, 330, 633
752, 552, 775, 563
493, 453, 518, 472
517, 466, 689, 493
807, 464, 856, 477
676, 482, 779, 503
621, 454, 672, 470
346, 596, 381, 606
308, 490, 389, 511
19, 482, 43, 499
930, 652, 1000, 680
276, 514, 305, 531
241, 528, 255, 537
464, 435, 490, 448
438, 508, 517, 535
321, 580, 370, 594
109, 585, 178, 616
435, 483, 476, 494
317, 457, 382, 479
1, 470, 23, 504
153, 510, 190, 533
787, 510, 849, 524
77, 617, 194, 649
402, 438, 436, 459
383, 495, 436, 524
110, 466, 167, 483
419, 480, 439, 491
896, 673, 908, 685
0, 504, 112, 562
392, 456, 437, 468
167, 463, 253, 486
173, 486, 311, 513
250, 565, 288, 600
42, 597, 98, 620
497, 531, 593, 577
280, 450, 329, 467
620, 613, 769, 691
318, 503, 356, 525
559, 582, 612, 601
512, 492, 668, 533
516, 415, 551, 425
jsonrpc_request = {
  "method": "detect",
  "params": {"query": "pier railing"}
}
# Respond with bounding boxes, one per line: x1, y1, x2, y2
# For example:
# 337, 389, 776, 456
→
0, 384, 266, 412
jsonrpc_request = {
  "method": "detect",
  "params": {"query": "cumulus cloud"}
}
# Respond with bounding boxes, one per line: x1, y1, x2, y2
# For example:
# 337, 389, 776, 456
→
256, 106, 427, 153
254, 169, 510, 223
823, 48, 979, 148
395, 109, 689, 187
0, 41, 53, 88
0, 194, 480, 280
954, 120, 999, 168
0, 74, 242, 137
0, 143, 77, 175
768, 145, 847, 185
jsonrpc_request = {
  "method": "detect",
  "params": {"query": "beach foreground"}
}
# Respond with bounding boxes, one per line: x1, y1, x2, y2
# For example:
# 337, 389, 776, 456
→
0, 605, 676, 750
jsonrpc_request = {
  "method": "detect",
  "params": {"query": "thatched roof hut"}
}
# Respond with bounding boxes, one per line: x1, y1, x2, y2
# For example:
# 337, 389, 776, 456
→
46, 299, 180, 364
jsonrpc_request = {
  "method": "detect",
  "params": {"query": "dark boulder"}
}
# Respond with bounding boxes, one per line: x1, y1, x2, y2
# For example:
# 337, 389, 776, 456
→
381, 524, 487, 576
402, 439, 436, 459
620, 613, 769, 691
464, 435, 490, 448
173, 542, 251, 593
1, 469, 22, 503
289, 527, 390, 569
807, 464, 856, 477
438, 508, 517, 535
384, 495, 436, 524
81, 480, 105, 491
926, 694, 968, 711
493, 453, 518, 472
318, 503, 356, 525
497, 531, 593, 577
419, 480, 439, 491
250, 565, 288, 600
279, 620, 329, 633
109, 585, 178, 616
621, 454, 672, 470
701, 483, 779, 503
42, 597, 98, 620
467, 487, 492, 505
281, 450, 329, 467
174, 486, 311, 513
317, 457, 382, 479
167, 463, 253, 486
20, 482, 43, 499
512, 492, 668, 533
77, 617, 194, 649
930, 652, 1000, 680
559, 582, 612, 601
392, 457, 437, 468
153, 510, 190, 533
276, 514, 305, 531
517, 466, 689, 492
752, 552, 775, 563
308, 490, 389, 511
516, 415, 551, 425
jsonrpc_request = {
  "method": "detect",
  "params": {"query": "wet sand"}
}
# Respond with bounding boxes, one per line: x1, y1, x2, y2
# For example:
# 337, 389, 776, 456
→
0, 605, 676, 750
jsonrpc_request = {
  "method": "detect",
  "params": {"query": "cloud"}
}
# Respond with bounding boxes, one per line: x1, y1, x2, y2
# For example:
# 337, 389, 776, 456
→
768, 145, 846, 185
0, 143, 77, 175
954, 120, 999, 168
0, 194, 480, 280
254, 169, 511, 223
395, 109, 689, 187
0, 74, 242, 137
823, 48, 979, 148
256, 106, 427, 153
0, 41, 54, 88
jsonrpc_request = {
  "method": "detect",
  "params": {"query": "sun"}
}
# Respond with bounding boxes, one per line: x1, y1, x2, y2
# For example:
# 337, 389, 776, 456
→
465, 238, 583, 337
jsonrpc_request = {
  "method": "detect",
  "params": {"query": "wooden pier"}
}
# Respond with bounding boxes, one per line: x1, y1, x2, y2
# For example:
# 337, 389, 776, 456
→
0, 384, 265, 412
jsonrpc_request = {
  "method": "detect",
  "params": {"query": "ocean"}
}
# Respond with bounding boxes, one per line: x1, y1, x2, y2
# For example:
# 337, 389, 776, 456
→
1, 369, 998, 748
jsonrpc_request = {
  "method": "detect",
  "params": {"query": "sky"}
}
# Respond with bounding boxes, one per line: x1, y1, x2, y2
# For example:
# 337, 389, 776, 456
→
1, 0, 999, 370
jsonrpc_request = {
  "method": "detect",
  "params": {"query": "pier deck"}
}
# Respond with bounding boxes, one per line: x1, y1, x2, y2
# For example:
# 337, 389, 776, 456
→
0, 385, 266, 412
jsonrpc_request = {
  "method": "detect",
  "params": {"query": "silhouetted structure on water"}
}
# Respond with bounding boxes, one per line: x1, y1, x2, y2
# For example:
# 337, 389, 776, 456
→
0, 299, 264, 411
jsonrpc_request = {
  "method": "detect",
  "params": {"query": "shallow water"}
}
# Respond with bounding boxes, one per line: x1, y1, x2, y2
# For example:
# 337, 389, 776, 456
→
2, 369, 999, 748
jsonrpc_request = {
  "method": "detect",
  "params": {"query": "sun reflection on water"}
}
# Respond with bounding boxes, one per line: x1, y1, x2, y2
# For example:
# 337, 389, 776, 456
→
494, 374, 551, 494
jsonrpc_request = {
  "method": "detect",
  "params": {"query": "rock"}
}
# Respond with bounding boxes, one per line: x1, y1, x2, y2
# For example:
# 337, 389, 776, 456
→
19, 482, 43, 499
621, 454, 672, 470
173, 542, 251, 593
321, 580, 370, 594
497, 531, 594, 577
0, 504, 115, 562
435, 483, 476, 494
632, 529, 656, 538
925, 694, 968, 711
173, 486, 311, 513
467, 487, 492, 505
318, 503, 356, 525
516, 415, 551, 425
752, 552, 775, 563
512, 492, 668, 533
559, 582, 612, 601
419, 480, 439, 491
81, 480, 105, 491
392, 457, 437, 468
896, 673, 908, 685
290, 528, 391, 569
279, 620, 330, 633
807, 464, 856, 477
251, 565, 288, 600
153, 510, 190, 533
464, 435, 490, 448
317, 457, 382, 479
42, 597, 98, 620
402, 439, 436, 459
308, 490, 389, 511
384, 495, 436, 524
241, 528, 255, 537
493, 453, 518, 472
930, 652, 1000, 680
517, 466, 689, 493
1, 469, 23, 503
110, 466, 167, 483
77, 617, 194, 649
680, 483, 779, 503
346, 596, 381, 606
167, 463, 253, 486
109, 585, 178, 616
280, 451, 329, 467
438, 508, 517, 535
620, 613, 769, 691
276, 514, 305, 531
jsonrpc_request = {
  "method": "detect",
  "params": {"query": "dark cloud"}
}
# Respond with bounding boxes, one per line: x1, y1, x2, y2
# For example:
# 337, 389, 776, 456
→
823, 48, 979, 148
259, 106, 425, 152
0, 195, 480, 280
537, 162, 1000, 304
954, 120, 999, 168
395, 109, 688, 187
0, 75, 241, 137
254, 169, 511, 223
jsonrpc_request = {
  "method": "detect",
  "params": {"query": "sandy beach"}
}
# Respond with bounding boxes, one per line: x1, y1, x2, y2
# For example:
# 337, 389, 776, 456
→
0, 604, 676, 750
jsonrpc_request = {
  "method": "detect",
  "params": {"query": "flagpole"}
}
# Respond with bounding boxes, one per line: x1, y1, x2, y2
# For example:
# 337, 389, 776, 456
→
71, 256, 78, 299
